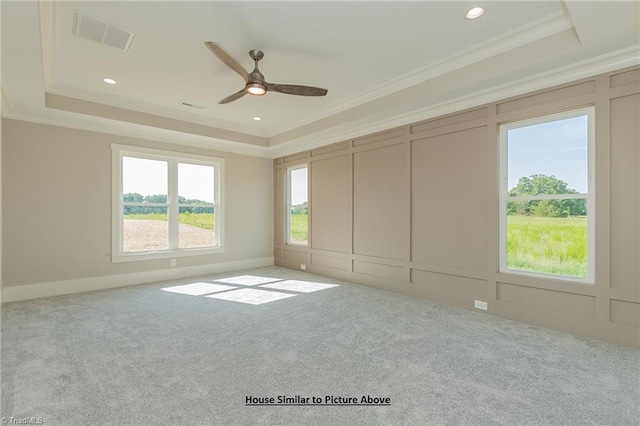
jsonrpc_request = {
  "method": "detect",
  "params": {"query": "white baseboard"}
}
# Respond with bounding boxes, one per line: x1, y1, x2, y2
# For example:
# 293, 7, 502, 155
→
1, 257, 275, 302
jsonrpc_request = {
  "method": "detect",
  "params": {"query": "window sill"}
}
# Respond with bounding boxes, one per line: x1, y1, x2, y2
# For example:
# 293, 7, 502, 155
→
112, 247, 225, 263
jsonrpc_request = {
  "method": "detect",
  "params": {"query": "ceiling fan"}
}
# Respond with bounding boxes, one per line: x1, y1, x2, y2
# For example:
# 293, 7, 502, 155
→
205, 42, 328, 104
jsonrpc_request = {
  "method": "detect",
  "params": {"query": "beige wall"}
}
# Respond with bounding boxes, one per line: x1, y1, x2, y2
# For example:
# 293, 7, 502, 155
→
274, 66, 640, 348
0, 107, 3, 306
2, 119, 273, 288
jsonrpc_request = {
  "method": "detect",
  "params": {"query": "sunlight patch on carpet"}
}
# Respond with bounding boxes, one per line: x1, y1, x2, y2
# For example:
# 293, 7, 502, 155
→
161, 282, 236, 296
205, 288, 296, 305
260, 280, 339, 293
213, 275, 283, 286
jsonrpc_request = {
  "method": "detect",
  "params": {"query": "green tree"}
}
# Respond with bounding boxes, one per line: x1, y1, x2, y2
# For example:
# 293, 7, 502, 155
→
291, 201, 308, 215
123, 192, 144, 202
508, 174, 586, 217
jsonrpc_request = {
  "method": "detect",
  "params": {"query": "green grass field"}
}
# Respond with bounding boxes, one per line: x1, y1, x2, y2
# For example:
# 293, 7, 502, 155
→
125, 212, 214, 230
126, 212, 585, 277
507, 215, 587, 278
290, 214, 308, 244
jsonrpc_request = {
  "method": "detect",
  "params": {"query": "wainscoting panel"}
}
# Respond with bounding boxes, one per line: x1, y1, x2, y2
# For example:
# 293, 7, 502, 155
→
610, 93, 640, 293
411, 126, 487, 272
610, 68, 640, 88
311, 253, 351, 271
496, 282, 596, 318
353, 260, 405, 282
283, 249, 309, 264
609, 299, 640, 328
353, 143, 407, 260
496, 80, 596, 114
411, 269, 486, 299
311, 155, 350, 253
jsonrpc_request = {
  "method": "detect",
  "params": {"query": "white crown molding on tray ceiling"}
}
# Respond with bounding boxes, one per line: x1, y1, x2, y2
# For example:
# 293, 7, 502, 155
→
3, 1, 637, 159
44, 86, 271, 139
37, 2, 572, 140
1, 105, 272, 158
2, 45, 637, 160
268, 45, 640, 159
38, 0, 58, 91
269, 10, 574, 137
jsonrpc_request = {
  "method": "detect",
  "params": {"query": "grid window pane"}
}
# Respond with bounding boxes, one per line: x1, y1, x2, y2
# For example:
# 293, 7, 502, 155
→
178, 163, 214, 204
508, 115, 588, 196
123, 157, 167, 201
288, 167, 308, 245
506, 202, 588, 278
179, 206, 215, 248
123, 206, 168, 252
289, 207, 308, 245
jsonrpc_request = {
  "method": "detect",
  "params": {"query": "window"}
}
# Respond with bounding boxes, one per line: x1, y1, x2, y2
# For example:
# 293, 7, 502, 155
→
499, 108, 594, 282
287, 165, 308, 245
112, 145, 224, 262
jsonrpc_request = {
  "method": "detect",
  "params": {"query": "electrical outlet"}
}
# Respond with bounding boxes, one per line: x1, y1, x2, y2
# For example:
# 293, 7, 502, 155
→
300, 264, 306, 270
474, 300, 488, 310
170, 259, 177, 268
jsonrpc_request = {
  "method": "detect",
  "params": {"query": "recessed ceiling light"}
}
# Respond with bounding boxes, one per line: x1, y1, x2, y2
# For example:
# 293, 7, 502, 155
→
253, 116, 262, 121
466, 6, 485, 19
102, 78, 117, 85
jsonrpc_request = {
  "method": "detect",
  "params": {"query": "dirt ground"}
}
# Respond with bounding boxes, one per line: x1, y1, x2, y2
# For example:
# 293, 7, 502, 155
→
123, 219, 215, 251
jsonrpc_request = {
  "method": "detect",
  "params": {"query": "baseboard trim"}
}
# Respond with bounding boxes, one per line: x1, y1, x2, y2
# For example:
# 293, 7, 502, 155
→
1, 257, 275, 302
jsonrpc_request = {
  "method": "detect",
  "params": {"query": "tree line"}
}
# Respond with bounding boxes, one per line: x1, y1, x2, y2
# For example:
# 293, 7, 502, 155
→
507, 174, 586, 217
291, 201, 308, 215
123, 193, 213, 215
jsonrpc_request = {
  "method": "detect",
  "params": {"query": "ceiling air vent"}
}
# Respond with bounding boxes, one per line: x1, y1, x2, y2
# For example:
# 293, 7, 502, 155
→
181, 102, 205, 110
73, 10, 135, 52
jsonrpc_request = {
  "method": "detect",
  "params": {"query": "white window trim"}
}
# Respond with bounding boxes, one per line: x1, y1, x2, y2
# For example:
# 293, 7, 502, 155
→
111, 144, 225, 263
498, 107, 595, 284
286, 164, 309, 247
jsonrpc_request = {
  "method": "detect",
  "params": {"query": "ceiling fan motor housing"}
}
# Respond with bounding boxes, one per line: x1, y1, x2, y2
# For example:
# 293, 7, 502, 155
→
247, 50, 267, 94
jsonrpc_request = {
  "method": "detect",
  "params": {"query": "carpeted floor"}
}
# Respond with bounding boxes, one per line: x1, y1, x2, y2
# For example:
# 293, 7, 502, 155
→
1, 266, 639, 425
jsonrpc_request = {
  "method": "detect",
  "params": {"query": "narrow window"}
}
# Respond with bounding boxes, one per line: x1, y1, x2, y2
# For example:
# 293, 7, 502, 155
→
287, 165, 308, 246
499, 108, 594, 282
112, 145, 224, 262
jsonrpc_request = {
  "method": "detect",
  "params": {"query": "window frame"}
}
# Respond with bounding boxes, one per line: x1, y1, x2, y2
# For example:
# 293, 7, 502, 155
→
286, 164, 309, 247
111, 144, 225, 263
498, 107, 595, 284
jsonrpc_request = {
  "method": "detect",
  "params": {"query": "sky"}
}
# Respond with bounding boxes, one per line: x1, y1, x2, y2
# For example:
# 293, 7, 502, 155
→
123, 158, 214, 203
507, 115, 589, 193
290, 167, 308, 206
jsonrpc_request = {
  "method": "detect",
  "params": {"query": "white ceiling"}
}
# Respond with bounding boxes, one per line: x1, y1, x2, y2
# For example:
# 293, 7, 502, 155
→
2, 1, 639, 157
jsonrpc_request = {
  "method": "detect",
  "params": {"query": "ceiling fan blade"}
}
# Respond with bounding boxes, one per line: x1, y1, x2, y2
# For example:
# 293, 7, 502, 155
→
205, 42, 249, 82
219, 88, 247, 104
266, 83, 328, 97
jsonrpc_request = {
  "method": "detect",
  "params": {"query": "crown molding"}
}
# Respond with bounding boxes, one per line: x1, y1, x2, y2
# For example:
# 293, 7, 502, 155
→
269, 45, 640, 159
270, 10, 574, 137
3, 45, 637, 160
38, 0, 57, 89
37, 1, 268, 140
36, 3, 573, 142
1, 106, 272, 158
44, 86, 270, 139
